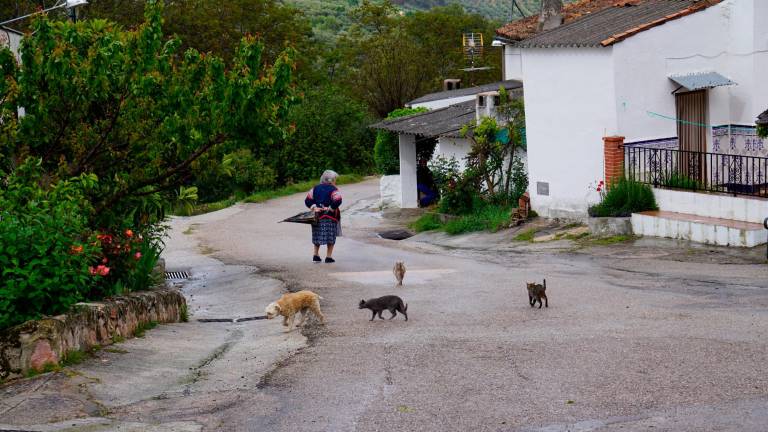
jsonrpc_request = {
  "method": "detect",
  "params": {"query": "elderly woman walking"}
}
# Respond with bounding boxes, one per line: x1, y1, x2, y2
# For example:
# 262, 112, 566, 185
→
305, 170, 342, 263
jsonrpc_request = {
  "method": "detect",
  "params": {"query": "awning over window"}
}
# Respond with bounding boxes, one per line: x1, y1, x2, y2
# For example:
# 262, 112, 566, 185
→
669, 71, 736, 91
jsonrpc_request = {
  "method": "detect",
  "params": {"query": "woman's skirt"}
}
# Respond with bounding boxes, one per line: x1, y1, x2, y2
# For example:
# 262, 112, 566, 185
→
312, 218, 338, 245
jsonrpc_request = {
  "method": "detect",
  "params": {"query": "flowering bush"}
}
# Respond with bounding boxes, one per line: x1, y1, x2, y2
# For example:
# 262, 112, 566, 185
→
0, 161, 101, 329
588, 178, 657, 217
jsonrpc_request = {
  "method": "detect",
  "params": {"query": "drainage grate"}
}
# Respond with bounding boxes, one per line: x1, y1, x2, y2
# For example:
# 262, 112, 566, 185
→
165, 271, 190, 280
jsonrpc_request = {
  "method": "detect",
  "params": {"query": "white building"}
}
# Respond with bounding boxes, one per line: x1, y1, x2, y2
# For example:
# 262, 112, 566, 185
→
373, 80, 523, 208
495, 0, 768, 246
0, 26, 23, 60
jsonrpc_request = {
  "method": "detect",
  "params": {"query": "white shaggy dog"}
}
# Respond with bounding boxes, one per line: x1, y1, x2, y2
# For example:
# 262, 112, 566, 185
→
265, 290, 325, 332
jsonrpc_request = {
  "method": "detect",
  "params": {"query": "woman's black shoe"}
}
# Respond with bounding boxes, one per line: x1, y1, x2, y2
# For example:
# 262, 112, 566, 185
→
313, 255, 322, 262
324, 257, 335, 263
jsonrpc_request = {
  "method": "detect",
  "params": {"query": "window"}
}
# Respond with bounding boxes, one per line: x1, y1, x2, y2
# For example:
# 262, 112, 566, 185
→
478, 96, 486, 107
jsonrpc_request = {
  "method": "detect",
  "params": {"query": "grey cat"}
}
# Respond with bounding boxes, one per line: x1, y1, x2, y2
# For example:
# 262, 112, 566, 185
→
526, 279, 548, 309
359, 295, 408, 321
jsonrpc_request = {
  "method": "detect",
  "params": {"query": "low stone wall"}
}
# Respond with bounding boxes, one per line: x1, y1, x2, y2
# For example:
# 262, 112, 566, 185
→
588, 217, 633, 236
1, 283, 186, 380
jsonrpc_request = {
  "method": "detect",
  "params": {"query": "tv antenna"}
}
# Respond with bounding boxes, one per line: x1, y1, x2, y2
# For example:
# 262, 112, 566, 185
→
512, 0, 527, 19
461, 33, 491, 73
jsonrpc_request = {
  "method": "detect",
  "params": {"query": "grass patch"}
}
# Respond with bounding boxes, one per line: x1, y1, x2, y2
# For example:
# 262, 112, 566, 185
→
60, 350, 88, 367
564, 231, 590, 241
514, 228, 538, 242
244, 174, 364, 203
582, 235, 635, 245
171, 174, 366, 216
180, 303, 189, 323
409, 213, 444, 232
134, 321, 158, 338
111, 334, 125, 344
443, 205, 512, 235
26, 362, 58, 378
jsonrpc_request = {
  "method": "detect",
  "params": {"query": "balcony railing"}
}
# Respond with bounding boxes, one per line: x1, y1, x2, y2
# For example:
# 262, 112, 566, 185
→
625, 146, 768, 198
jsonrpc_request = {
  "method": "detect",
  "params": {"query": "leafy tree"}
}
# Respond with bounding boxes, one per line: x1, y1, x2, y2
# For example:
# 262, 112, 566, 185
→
337, 1, 500, 117
280, 84, 375, 182
83, 0, 314, 68
374, 107, 427, 175
0, 0, 296, 228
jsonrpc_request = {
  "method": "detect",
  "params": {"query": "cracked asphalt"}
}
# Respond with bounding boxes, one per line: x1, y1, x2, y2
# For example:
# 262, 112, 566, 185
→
2, 178, 768, 431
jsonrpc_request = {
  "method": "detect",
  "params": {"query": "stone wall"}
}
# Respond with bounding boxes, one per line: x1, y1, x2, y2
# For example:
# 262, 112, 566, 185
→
1, 271, 186, 380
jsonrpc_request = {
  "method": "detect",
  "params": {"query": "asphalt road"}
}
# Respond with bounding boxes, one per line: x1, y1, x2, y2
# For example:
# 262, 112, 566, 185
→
3, 178, 768, 431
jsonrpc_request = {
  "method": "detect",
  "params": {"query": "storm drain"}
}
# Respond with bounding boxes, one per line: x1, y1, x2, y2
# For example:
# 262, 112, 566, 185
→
165, 271, 189, 280
377, 229, 414, 241
198, 316, 267, 323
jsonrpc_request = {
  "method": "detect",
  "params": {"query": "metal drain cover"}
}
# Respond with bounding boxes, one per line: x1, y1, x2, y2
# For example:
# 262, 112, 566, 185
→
165, 271, 189, 280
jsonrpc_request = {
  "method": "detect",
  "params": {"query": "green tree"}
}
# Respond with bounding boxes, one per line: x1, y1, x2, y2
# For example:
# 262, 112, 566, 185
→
280, 85, 375, 182
0, 0, 296, 228
337, 1, 501, 117
374, 107, 427, 175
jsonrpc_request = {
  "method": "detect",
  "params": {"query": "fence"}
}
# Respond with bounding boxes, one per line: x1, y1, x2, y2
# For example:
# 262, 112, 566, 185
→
625, 146, 768, 198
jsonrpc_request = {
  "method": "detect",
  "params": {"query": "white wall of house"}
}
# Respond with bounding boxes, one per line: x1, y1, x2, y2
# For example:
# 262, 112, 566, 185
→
519, 48, 617, 219
504, 0, 768, 219
612, 0, 768, 148
398, 134, 419, 208
434, 137, 471, 171
1, 29, 22, 60
409, 96, 476, 110
503, 46, 524, 81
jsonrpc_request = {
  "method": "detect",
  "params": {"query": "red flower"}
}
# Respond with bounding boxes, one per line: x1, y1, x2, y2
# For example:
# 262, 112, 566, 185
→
96, 265, 110, 276
124, 229, 134, 238
70, 245, 83, 254
102, 257, 109, 264
97, 234, 113, 244
134, 252, 142, 260
89, 266, 97, 275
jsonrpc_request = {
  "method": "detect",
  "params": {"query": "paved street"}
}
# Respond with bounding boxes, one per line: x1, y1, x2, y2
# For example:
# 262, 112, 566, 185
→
3, 178, 768, 431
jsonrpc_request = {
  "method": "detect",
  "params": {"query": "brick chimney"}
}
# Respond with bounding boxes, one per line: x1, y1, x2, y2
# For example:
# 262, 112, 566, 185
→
538, 0, 564, 31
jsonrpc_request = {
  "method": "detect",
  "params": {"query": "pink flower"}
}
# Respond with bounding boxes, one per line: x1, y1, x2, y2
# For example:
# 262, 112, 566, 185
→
102, 257, 109, 264
134, 252, 142, 260
96, 265, 110, 276
89, 266, 97, 275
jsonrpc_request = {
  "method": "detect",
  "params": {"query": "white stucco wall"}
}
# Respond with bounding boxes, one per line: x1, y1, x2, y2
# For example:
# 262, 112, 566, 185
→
612, 0, 768, 147
503, 46, 523, 81
519, 48, 617, 219
398, 134, 418, 208
409, 96, 476, 110
434, 137, 472, 171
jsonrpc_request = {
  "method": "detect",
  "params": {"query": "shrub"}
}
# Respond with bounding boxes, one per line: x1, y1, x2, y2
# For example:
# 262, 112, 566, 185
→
442, 204, 512, 235
0, 161, 100, 329
588, 178, 658, 217
409, 213, 443, 232
374, 107, 427, 175
662, 172, 703, 191
280, 85, 375, 183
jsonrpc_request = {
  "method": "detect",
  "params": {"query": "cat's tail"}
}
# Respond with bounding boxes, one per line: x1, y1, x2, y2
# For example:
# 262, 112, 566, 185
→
403, 302, 408, 312
543, 279, 546, 290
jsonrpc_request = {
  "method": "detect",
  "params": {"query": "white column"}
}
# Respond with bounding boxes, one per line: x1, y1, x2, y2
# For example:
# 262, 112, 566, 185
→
399, 134, 418, 208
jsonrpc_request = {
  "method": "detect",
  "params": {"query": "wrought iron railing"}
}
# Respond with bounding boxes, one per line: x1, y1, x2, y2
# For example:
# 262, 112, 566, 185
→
625, 146, 768, 198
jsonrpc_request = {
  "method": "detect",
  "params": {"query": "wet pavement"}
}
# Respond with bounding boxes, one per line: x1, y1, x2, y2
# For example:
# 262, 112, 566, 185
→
2, 178, 768, 431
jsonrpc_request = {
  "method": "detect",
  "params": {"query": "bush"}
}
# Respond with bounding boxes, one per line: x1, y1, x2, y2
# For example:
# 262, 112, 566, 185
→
588, 178, 658, 217
374, 107, 427, 175
280, 85, 375, 183
662, 172, 703, 190
409, 213, 443, 232
442, 205, 512, 235
0, 161, 100, 329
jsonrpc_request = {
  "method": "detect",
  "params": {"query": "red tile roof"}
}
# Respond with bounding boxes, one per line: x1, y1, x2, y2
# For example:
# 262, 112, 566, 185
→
496, 0, 722, 46
496, 0, 622, 42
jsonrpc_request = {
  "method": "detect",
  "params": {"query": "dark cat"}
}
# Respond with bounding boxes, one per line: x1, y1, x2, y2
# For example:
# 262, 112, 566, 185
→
359, 295, 408, 321
526, 279, 548, 309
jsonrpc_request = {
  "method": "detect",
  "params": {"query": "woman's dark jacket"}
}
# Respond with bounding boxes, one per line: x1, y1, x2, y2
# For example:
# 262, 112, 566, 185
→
305, 184, 342, 222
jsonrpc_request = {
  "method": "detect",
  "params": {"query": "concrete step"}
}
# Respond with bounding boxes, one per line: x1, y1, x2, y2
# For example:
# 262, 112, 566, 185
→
632, 210, 767, 247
